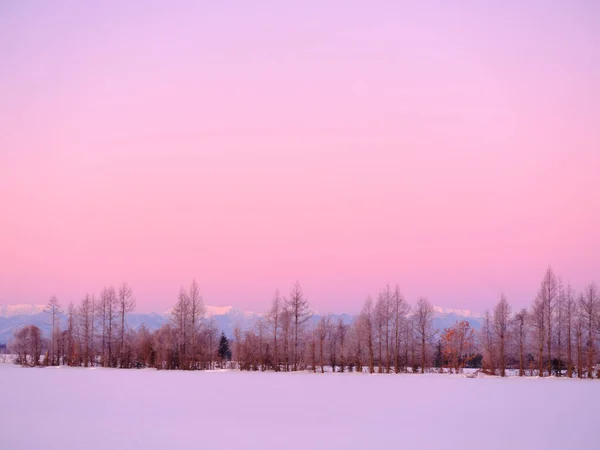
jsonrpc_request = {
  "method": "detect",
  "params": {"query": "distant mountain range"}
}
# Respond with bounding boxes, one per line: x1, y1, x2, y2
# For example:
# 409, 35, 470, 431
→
0, 304, 47, 317
0, 303, 483, 345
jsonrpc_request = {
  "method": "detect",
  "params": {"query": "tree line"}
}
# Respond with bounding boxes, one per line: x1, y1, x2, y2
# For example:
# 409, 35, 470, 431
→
9, 268, 600, 378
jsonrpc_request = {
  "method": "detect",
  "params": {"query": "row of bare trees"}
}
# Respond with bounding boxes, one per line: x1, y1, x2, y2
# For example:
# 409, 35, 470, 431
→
234, 283, 437, 373
10, 269, 600, 377
231, 272, 600, 377
480, 267, 599, 378
13, 280, 228, 370
39, 282, 137, 367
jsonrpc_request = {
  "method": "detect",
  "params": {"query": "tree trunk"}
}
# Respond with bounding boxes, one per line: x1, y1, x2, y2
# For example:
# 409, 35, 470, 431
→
421, 331, 425, 374
519, 338, 524, 377
566, 322, 572, 378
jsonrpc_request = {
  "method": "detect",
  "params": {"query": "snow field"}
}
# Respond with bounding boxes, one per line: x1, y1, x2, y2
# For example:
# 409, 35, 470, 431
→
0, 363, 597, 450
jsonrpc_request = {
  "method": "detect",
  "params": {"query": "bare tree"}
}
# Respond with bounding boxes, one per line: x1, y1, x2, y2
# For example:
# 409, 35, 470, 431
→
358, 296, 375, 374
255, 318, 267, 371
575, 298, 585, 378
203, 318, 218, 369
45, 296, 62, 365
392, 285, 410, 373
328, 315, 339, 372
579, 283, 598, 378
408, 318, 417, 370
376, 286, 393, 373
512, 309, 528, 376
153, 324, 176, 369
232, 323, 244, 370
136, 324, 153, 367
316, 316, 331, 373
188, 279, 205, 369
286, 282, 312, 371
531, 296, 546, 376
336, 318, 349, 372
117, 282, 136, 366
77, 294, 95, 367
413, 297, 435, 374
309, 323, 317, 373
493, 294, 511, 377
281, 307, 292, 372
349, 322, 362, 373
564, 284, 576, 377
89, 294, 96, 366
555, 279, 565, 376
98, 286, 118, 367
12, 325, 43, 366
65, 302, 76, 366
267, 290, 282, 371
481, 310, 496, 374
374, 296, 386, 373
538, 267, 558, 375
171, 288, 191, 369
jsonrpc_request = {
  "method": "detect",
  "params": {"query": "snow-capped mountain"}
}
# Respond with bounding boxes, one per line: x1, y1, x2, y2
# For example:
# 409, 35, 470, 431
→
176, 305, 260, 319
0, 304, 47, 317
433, 306, 483, 319
432, 306, 483, 331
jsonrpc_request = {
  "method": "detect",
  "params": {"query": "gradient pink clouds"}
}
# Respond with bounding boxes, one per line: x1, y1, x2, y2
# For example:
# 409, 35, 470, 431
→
1, 1, 599, 313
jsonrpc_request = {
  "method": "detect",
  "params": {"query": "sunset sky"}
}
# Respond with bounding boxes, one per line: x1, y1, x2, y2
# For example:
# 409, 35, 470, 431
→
1, 1, 599, 313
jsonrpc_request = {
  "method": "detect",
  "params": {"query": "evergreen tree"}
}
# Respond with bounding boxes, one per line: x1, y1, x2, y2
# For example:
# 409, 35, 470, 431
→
433, 339, 444, 370
218, 332, 232, 361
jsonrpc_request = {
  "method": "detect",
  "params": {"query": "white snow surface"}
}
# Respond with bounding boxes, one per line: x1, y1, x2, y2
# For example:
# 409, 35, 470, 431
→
0, 364, 597, 450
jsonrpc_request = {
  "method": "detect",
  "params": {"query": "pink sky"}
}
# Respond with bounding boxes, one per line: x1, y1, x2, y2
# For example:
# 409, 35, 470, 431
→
1, 1, 599, 313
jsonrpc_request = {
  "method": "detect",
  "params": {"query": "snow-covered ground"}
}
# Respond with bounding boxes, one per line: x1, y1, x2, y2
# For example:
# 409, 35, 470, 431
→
0, 363, 597, 450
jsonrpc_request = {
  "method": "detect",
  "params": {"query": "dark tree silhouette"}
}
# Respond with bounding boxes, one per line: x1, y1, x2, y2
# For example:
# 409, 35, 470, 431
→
218, 332, 232, 362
